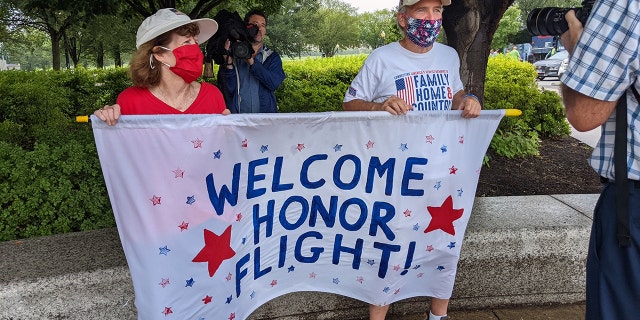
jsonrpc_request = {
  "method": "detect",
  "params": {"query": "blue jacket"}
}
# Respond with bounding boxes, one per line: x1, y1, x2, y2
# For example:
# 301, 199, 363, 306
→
219, 46, 286, 113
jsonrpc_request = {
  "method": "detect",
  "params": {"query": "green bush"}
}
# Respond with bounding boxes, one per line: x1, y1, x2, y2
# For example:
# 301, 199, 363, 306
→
277, 55, 366, 112
0, 54, 571, 241
484, 55, 569, 159
0, 141, 113, 241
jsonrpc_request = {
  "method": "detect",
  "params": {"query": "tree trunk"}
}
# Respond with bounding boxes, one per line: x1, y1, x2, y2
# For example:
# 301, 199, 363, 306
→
96, 42, 104, 68
64, 33, 81, 68
50, 30, 62, 71
113, 47, 122, 67
443, 0, 514, 103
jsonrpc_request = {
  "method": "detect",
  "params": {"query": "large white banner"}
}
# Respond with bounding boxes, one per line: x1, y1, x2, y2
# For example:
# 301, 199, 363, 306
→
92, 111, 503, 320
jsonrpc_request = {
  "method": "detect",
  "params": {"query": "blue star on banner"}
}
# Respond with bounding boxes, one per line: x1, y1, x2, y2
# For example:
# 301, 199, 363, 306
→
448, 242, 456, 249
440, 145, 448, 153
367, 259, 375, 266
400, 143, 408, 151
288, 265, 295, 273
159, 246, 171, 255
185, 278, 195, 287
333, 278, 340, 284
213, 150, 222, 159
333, 144, 343, 152
260, 145, 269, 153
437, 266, 445, 271
186, 195, 196, 205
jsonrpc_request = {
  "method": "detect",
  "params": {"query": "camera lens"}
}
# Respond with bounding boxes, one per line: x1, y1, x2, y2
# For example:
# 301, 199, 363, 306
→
527, 7, 570, 36
231, 42, 252, 60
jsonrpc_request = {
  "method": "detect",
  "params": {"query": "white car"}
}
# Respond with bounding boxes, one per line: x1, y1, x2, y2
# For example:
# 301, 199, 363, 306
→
533, 50, 569, 80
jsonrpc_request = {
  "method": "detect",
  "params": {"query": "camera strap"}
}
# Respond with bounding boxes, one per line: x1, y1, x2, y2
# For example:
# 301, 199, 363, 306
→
614, 82, 640, 247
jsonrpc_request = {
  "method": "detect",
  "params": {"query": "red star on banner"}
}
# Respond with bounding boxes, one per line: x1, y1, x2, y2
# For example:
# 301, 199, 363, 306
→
150, 195, 161, 206
193, 226, 236, 277
162, 307, 173, 316
202, 295, 212, 304
296, 143, 305, 151
449, 165, 458, 174
172, 168, 184, 178
424, 196, 464, 236
191, 138, 203, 148
178, 221, 189, 231
425, 135, 435, 144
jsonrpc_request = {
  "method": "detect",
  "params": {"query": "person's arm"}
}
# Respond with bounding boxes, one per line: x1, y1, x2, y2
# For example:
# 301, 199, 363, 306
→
343, 96, 412, 115
560, 10, 616, 132
248, 51, 286, 91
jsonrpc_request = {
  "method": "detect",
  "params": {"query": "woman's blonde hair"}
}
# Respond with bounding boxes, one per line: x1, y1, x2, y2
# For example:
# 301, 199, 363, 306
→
129, 23, 201, 87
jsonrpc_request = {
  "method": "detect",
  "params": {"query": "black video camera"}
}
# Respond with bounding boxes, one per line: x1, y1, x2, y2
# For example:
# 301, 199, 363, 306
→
206, 10, 258, 65
526, 0, 594, 36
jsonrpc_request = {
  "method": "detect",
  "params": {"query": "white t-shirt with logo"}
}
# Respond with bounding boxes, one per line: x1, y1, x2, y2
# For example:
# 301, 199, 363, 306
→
344, 42, 464, 111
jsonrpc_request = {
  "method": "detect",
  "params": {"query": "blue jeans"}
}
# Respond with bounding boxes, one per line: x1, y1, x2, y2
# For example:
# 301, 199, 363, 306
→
586, 180, 640, 320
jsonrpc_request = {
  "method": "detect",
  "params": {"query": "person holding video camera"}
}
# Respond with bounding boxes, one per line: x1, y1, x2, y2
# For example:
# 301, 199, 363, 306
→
560, 1, 640, 319
218, 10, 285, 113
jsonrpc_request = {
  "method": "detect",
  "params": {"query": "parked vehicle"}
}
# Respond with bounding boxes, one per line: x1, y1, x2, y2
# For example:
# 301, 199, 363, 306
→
533, 50, 568, 80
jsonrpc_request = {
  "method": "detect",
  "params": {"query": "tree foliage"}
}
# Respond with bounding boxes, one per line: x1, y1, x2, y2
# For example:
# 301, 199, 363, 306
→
358, 9, 401, 49
267, 0, 320, 58
2, 0, 121, 70
491, 4, 521, 50
307, 0, 359, 57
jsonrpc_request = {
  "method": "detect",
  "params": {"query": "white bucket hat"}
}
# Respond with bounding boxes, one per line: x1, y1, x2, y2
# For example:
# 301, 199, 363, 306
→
400, 0, 451, 7
136, 8, 218, 49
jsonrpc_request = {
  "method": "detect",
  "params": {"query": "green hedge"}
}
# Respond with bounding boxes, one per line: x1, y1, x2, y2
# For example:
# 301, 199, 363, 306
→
483, 55, 570, 158
0, 56, 569, 241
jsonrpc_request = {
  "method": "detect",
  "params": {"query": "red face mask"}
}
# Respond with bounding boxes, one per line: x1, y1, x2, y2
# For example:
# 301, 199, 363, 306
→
158, 44, 204, 83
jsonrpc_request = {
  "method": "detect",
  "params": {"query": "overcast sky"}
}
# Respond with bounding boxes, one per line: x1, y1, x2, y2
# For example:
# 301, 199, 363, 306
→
341, 0, 396, 13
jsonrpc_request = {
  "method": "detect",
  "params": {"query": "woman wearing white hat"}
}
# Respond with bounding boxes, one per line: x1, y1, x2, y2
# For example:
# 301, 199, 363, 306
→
95, 8, 230, 125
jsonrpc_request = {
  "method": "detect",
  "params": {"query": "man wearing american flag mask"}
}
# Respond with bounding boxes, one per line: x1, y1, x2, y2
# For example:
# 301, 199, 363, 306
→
343, 1, 481, 319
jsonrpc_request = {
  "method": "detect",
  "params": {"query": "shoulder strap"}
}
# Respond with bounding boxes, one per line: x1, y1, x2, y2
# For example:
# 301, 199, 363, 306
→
615, 82, 638, 247
615, 90, 630, 247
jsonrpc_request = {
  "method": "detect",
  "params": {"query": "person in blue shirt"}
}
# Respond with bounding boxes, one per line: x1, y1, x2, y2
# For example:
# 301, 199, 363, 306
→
218, 9, 285, 113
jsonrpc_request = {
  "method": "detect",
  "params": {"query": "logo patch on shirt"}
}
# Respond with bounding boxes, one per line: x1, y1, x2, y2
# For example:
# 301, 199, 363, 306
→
348, 86, 357, 97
